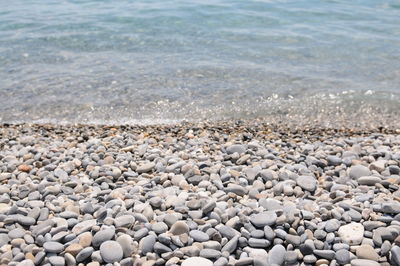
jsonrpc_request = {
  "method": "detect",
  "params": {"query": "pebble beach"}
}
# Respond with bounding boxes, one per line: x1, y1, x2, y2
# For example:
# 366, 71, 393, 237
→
0, 121, 400, 266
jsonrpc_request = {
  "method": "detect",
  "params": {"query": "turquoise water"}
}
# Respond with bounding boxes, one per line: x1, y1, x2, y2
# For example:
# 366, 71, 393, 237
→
1, 0, 400, 124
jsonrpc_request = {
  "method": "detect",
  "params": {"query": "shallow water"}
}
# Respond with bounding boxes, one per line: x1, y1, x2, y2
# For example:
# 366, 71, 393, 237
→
1, 0, 400, 124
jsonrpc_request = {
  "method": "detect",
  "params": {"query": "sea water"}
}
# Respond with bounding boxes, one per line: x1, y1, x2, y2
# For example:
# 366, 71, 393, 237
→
1, 0, 400, 124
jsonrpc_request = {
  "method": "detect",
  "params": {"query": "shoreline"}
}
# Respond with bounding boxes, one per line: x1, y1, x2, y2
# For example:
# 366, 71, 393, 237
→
0, 121, 400, 265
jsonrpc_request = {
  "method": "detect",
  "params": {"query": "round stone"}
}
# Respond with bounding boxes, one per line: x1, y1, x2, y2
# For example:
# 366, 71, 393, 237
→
189, 230, 209, 242
181, 257, 213, 266
100, 241, 123, 263
250, 211, 277, 227
296, 176, 317, 192
170, 221, 189, 235
338, 223, 364, 245
43, 241, 64, 253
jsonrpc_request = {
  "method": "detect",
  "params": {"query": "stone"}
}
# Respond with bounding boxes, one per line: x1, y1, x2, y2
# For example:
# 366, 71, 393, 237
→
313, 250, 335, 260
139, 235, 156, 255
296, 176, 317, 192
358, 176, 381, 186
48, 256, 65, 266
226, 144, 246, 155
116, 234, 134, 258
8, 228, 25, 239
170, 221, 189, 235
250, 211, 277, 227
199, 248, 222, 259
349, 165, 371, 179
325, 219, 341, 232
92, 228, 115, 247
100, 241, 123, 263
351, 259, 380, 266
181, 257, 213, 266
78, 232, 93, 247
65, 243, 83, 256
136, 162, 155, 173
335, 249, 350, 265
189, 230, 209, 242
43, 241, 64, 253
72, 219, 96, 235
356, 245, 379, 261
76, 247, 95, 262
390, 246, 400, 265
152, 222, 168, 234
114, 215, 135, 228
268, 244, 286, 265
338, 223, 364, 245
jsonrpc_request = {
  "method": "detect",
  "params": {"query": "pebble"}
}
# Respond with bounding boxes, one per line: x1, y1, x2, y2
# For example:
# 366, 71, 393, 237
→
99, 241, 123, 263
338, 223, 364, 245
250, 211, 277, 227
0, 124, 399, 266
181, 257, 213, 266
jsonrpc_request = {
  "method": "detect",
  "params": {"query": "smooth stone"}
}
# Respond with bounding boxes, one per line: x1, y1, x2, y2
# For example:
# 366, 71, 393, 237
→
358, 176, 381, 186
189, 230, 209, 242
268, 244, 286, 265
390, 246, 400, 265
0, 233, 10, 247
114, 215, 135, 228
8, 228, 25, 239
338, 223, 364, 245
199, 248, 222, 259
214, 257, 228, 266
296, 176, 317, 192
356, 245, 379, 261
100, 241, 123, 263
43, 242, 64, 253
48, 256, 65, 266
349, 165, 371, 179
335, 249, 350, 265
72, 219, 96, 235
169, 221, 189, 235
76, 247, 94, 262
16, 260, 34, 266
250, 211, 277, 227
136, 162, 155, 173
139, 235, 156, 255
221, 235, 239, 253
224, 184, 246, 196
325, 219, 341, 232
65, 243, 83, 256
152, 222, 168, 234
154, 242, 172, 253
313, 250, 335, 260
92, 228, 115, 247
351, 259, 380, 266
116, 234, 134, 257
181, 257, 213, 266
226, 145, 246, 155
284, 251, 298, 264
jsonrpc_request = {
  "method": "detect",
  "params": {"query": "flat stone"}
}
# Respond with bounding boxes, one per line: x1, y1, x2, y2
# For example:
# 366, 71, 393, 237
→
224, 184, 246, 196
358, 176, 382, 186
349, 165, 371, 179
190, 230, 209, 242
48, 256, 65, 266
0, 233, 10, 247
65, 243, 83, 256
43, 241, 64, 253
139, 234, 156, 255
17, 260, 35, 266
152, 222, 168, 234
250, 211, 277, 227
335, 249, 350, 265
76, 247, 94, 262
181, 257, 213, 266
92, 228, 115, 247
226, 144, 246, 155
313, 250, 335, 260
356, 245, 379, 261
114, 215, 135, 228
154, 242, 172, 253
284, 251, 298, 264
199, 248, 222, 259
78, 232, 92, 247
391, 246, 400, 265
116, 234, 134, 258
136, 162, 155, 173
338, 222, 364, 245
100, 241, 123, 263
221, 235, 239, 253
170, 221, 189, 235
296, 176, 317, 192
351, 259, 380, 266
268, 244, 286, 265
325, 219, 341, 232
8, 228, 25, 239
72, 219, 96, 235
